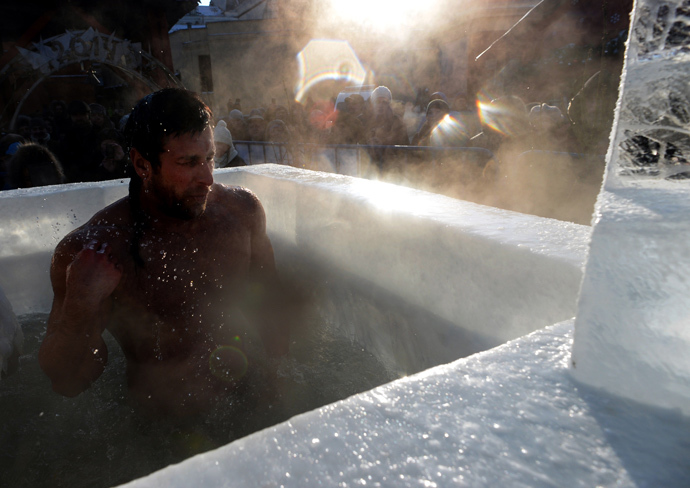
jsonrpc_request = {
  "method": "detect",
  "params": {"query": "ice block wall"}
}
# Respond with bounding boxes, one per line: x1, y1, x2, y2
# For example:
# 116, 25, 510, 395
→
0, 167, 589, 374
571, 0, 690, 415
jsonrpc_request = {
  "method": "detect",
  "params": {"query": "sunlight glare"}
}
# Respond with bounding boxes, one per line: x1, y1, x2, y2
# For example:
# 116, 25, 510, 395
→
349, 178, 432, 216
328, 0, 435, 31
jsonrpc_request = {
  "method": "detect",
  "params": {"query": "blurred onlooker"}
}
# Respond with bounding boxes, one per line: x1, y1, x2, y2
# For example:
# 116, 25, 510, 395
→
246, 113, 266, 142
12, 115, 31, 140
56, 100, 102, 182
270, 105, 289, 124
227, 109, 248, 141
6, 142, 65, 189
89, 103, 114, 132
265, 119, 303, 166
265, 119, 290, 144
328, 95, 366, 145
226, 97, 242, 114
29, 117, 51, 146
365, 86, 409, 172
306, 109, 329, 144
0, 134, 25, 190
346, 94, 370, 127
90, 129, 128, 181
213, 120, 245, 168
366, 86, 409, 147
287, 101, 311, 143
48, 100, 69, 140
411, 99, 451, 146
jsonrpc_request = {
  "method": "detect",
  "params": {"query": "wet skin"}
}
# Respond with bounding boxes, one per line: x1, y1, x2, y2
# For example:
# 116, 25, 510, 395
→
39, 127, 288, 417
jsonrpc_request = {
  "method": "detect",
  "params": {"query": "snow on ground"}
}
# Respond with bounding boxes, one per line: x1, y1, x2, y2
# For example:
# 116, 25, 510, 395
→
119, 320, 690, 487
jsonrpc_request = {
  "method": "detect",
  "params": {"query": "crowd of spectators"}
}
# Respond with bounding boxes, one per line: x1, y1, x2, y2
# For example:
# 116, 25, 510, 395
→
0, 100, 130, 190
0, 75, 612, 192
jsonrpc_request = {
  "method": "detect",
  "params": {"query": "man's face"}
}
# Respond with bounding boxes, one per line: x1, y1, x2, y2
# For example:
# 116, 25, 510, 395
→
149, 126, 215, 220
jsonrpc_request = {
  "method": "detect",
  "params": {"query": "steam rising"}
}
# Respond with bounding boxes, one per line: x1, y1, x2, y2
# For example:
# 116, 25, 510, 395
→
2, 0, 629, 224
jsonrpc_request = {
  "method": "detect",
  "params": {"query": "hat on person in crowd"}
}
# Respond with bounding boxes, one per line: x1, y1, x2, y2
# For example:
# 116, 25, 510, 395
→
370, 86, 392, 104
6, 141, 22, 156
247, 114, 264, 122
429, 92, 448, 104
229, 109, 244, 120
68, 100, 91, 115
1, 134, 25, 157
89, 103, 107, 115
214, 120, 234, 146
213, 120, 238, 166
426, 99, 450, 117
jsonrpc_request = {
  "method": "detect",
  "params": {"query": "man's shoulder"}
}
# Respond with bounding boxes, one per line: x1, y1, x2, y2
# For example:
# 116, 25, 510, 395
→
55, 198, 132, 253
209, 183, 265, 228
211, 183, 261, 210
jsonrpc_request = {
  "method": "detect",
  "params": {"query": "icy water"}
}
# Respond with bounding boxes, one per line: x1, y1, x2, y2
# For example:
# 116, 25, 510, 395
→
0, 312, 397, 488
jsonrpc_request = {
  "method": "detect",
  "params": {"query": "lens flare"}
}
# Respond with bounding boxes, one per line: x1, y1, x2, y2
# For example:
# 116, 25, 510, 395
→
430, 114, 471, 147
209, 345, 248, 382
477, 92, 529, 138
295, 39, 367, 103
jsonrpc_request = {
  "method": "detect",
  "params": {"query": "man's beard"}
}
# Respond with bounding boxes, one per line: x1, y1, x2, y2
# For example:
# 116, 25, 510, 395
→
150, 177, 208, 220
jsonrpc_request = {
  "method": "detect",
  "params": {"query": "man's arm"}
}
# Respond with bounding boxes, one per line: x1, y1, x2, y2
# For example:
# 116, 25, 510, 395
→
38, 237, 122, 396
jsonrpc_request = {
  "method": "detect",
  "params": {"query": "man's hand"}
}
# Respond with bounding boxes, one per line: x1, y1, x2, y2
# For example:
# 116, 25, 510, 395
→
39, 239, 121, 396
65, 240, 122, 305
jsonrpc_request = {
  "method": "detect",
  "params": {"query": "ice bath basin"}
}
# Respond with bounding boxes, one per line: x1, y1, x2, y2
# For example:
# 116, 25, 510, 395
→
1, 164, 611, 486
0, 164, 588, 375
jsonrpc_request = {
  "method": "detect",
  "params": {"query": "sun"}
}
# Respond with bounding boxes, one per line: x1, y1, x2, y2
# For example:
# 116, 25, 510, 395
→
326, 0, 436, 32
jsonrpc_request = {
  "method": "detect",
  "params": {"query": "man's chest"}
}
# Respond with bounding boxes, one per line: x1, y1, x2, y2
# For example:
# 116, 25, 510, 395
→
115, 227, 253, 316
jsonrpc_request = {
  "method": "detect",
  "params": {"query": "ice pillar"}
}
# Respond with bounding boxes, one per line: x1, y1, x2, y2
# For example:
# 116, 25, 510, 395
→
571, 0, 690, 415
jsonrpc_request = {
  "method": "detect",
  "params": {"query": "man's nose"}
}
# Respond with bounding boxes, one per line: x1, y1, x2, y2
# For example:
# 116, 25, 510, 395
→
197, 160, 214, 186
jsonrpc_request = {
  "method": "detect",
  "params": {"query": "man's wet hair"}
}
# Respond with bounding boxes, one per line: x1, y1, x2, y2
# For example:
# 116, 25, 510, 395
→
124, 88, 212, 168
124, 88, 213, 268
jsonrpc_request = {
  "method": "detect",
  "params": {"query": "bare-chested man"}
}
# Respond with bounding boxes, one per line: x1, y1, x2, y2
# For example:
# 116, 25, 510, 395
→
38, 89, 288, 418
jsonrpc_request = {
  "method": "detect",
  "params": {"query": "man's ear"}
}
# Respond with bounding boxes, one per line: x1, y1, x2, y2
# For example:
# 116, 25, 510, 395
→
130, 148, 151, 180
